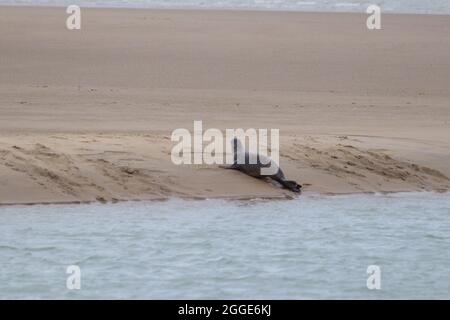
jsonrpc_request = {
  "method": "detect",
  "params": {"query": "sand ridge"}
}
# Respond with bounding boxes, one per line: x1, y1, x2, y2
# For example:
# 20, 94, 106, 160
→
0, 133, 449, 205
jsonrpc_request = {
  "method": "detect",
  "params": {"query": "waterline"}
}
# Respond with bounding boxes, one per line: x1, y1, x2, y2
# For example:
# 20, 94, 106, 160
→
1, 0, 450, 15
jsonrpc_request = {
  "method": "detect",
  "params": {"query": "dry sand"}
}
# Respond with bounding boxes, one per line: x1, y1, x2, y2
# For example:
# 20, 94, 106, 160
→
0, 6, 449, 204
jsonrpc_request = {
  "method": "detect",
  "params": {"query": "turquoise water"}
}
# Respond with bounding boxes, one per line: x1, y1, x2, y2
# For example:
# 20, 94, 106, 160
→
0, 192, 449, 299
1, 0, 450, 14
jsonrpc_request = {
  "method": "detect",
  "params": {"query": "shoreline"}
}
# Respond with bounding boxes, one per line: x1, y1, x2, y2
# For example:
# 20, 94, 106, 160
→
1, 7, 449, 204
1, 4, 450, 17
1, 189, 449, 207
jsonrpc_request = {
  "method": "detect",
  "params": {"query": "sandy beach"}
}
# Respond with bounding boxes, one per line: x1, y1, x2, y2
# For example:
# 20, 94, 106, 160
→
0, 6, 449, 204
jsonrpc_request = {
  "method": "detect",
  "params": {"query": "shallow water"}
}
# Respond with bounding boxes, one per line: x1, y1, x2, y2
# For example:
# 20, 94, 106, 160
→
1, 0, 450, 14
0, 192, 449, 299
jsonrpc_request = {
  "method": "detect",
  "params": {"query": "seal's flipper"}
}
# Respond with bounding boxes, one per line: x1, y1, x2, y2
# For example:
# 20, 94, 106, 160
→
276, 179, 302, 193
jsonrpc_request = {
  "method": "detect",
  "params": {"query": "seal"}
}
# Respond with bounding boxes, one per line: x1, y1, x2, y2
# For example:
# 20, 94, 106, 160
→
222, 137, 302, 193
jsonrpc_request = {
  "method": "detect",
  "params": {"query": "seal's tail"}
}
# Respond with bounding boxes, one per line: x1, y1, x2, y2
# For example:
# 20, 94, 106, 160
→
278, 179, 302, 193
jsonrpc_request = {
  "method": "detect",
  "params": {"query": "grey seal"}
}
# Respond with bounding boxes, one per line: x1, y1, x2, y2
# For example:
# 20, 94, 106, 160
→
222, 137, 301, 193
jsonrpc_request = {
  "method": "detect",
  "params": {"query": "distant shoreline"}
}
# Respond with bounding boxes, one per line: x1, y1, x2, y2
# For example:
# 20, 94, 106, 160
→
1, 3, 450, 16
